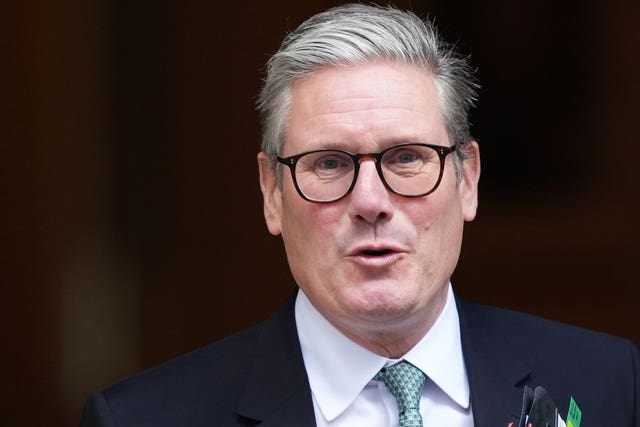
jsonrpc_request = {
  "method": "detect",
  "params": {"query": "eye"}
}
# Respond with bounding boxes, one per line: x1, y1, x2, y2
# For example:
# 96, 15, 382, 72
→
386, 148, 424, 166
317, 156, 343, 170
312, 153, 351, 172
396, 151, 419, 163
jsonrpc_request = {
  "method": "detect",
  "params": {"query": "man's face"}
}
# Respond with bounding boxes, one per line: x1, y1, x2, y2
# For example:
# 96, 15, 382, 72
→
258, 62, 480, 347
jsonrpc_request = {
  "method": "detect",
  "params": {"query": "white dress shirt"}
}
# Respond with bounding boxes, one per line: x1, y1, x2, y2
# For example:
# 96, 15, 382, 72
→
295, 283, 474, 426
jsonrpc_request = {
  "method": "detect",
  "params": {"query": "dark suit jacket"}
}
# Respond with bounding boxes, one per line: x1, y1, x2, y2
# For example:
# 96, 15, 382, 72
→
80, 291, 639, 426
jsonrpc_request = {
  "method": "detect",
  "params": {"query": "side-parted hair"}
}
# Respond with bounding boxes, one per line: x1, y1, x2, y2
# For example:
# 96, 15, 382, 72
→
257, 3, 478, 175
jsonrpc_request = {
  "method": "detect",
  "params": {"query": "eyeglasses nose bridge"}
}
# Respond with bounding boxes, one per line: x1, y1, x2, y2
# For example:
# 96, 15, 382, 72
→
352, 153, 387, 191
356, 153, 378, 164
353, 153, 382, 179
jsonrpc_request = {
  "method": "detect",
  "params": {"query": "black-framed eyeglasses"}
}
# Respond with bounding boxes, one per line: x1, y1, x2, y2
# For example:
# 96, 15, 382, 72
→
276, 143, 457, 203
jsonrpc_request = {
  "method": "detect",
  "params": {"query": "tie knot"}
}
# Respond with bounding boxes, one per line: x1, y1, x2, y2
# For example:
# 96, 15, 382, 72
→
375, 361, 426, 415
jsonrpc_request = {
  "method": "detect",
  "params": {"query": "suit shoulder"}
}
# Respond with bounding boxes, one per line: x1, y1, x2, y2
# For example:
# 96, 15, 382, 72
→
456, 298, 639, 426
82, 292, 301, 426
458, 298, 637, 366
91, 320, 266, 425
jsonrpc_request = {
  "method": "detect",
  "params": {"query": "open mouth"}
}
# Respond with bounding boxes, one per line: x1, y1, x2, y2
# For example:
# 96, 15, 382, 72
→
361, 248, 393, 256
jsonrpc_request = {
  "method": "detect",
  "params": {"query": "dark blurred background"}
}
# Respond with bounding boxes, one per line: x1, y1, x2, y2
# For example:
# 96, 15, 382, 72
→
3, 0, 638, 425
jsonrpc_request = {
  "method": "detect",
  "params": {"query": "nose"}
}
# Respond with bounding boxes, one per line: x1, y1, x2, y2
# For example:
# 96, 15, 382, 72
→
348, 159, 394, 224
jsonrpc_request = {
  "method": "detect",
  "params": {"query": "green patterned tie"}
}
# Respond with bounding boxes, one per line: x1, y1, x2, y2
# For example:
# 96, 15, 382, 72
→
375, 361, 426, 427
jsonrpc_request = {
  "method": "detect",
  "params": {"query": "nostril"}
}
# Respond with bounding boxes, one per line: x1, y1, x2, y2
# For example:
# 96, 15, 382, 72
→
354, 209, 391, 225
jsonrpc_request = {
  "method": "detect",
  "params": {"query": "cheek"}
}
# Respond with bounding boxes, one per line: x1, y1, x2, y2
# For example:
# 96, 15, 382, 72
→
405, 198, 441, 231
280, 198, 343, 252
409, 191, 464, 254
280, 201, 345, 291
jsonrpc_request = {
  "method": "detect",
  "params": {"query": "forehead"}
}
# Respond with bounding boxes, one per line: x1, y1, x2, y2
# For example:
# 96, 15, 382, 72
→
283, 62, 448, 154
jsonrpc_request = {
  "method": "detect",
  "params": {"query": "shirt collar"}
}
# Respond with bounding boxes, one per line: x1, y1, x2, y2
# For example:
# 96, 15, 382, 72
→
404, 285, 470, 409
295, 284, 469, 422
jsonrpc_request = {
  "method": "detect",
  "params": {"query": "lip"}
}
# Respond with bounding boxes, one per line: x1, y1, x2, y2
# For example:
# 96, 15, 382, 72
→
346, 242, 408, 267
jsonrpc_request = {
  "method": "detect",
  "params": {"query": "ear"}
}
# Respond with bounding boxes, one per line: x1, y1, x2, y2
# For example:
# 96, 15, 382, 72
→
258, 152, 283, 235
458, 141, 481, 222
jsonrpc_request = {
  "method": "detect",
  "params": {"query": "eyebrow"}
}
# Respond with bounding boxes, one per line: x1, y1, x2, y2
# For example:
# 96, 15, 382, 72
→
312, 137, 434, 153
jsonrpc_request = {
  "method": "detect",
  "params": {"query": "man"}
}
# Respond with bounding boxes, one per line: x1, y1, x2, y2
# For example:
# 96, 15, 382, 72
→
81, 4, 638, 426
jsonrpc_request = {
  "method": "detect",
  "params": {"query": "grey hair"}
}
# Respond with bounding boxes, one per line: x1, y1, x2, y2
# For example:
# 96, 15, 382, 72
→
257, 3, 479, 177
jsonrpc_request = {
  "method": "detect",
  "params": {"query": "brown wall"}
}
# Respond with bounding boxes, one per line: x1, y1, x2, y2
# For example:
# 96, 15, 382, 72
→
3, 1, 638, 425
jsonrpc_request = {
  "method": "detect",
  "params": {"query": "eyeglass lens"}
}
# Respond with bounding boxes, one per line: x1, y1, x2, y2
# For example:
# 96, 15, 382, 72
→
293, 144, 444, 202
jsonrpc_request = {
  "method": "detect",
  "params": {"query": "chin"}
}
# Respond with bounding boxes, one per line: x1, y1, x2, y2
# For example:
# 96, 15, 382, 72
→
344, 286, 419, 320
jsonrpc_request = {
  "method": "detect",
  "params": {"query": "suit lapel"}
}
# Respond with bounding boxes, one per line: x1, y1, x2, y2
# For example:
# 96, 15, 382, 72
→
236, 291, 317, 426
457, 298, 531, 427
